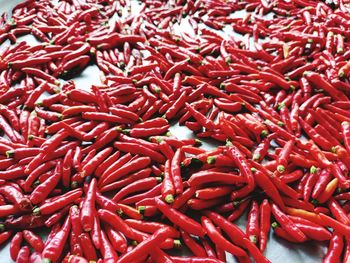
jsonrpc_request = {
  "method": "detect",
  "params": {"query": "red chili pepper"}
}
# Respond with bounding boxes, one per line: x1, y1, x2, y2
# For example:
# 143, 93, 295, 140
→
328, 198, 350, 225
155, 198, 205, 237
323, 234, 344, 263
161, 160, 175, 204
23, 230, 44, 252
0, 166, 26, 180
16, 246, 30, 263
99, 156, 151, 187
78, 233, 97, 261
243, 237, 271, 263
118, 227, 173, 263
319, 213, 350, 239
34, 189, 83, 215
0, 184, 31, 211
0, 231, 12, 245
83, 127, 120, 155
201, 216, 246, 257
99, 229, 119, 262
0, 115, 22, 143
80, 178, 97, 232
171, 148, 183, 194
98, 209, 137, 240
42, 216, 71, 262
271, 203, 307, 242
113, 177, 161, 203
104, 224, 127, 253
276, 138, 295, 173
246, 201, 260, 244
10, 231, 23, 261
252, 168, 285, 209
22, 67, 59, 85
227, 146, 255, 199
317, 178, 339, 203
289, 216, 331, 241
113, 142, 165, 163
180, 229, 206, 257
29, 162, 61, 205
189, 170, 245, 186
195, 186, 232, 200
259, 199, 271, 253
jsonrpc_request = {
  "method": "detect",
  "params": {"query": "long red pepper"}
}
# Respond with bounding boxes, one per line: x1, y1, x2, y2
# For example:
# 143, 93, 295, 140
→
80, 178, 97, 232
34, 189, 83, 215
23, 230, 44, 252
161, 160, 175, 203
271, 203, 307, 242
227, 146, 255, 199
29, 162, 61, 205
171, 148, 183, 194
201, 216, 246, 257
323, 234, 344, 263
98, 209, 137, 240
42, 216, 71, 262
155, 198, 205, 237
180, 230, 206, 257
10, 232, 22, 261
119, 227, 173, 263
100, 229, 119, 262
246, 201, 260, 244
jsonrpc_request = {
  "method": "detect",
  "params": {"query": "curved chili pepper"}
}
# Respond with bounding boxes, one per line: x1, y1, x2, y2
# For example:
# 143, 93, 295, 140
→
81, 147, 112, 179
289, 217, 331, 241
171, 148, 183, 194
272, 222, 301, 243
180, 229, 206, 257
29, 162, 61, 205
99, 156, 151, 187
80, 178, 97, 232
113, 142, 165, 163
246, 200, 260, 244
23, 230, 44, 252
16, 245, 29, 263
227, 146, 255, 199
113, 177, 161, 203
271, 203, 307, 242
195, 186, 232, 200
78, 232, 97, 261
119, 227, 173, 263
10, 231, 23, 261
155, 198, 205, 237
34, 189, 83, 215
104, 224, 127, 253
0, 184, 31, 211
161, 160, 175, 204
276, 138, 295, 173
201, 216, 246, 257
259, 199, 271, 253
0, 231, 12, 245
253, 169, 285, 209
98, 229, 118, 262
317, 178, 339, 203
323, 234, 344, 263
100, 168, 152, 193
99, 153, 132, 183
42, 216, 71, 262
98, 209, 136, 240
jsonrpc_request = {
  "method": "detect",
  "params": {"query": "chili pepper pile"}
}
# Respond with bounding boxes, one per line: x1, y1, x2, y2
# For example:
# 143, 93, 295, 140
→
1, 0, 350, 262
